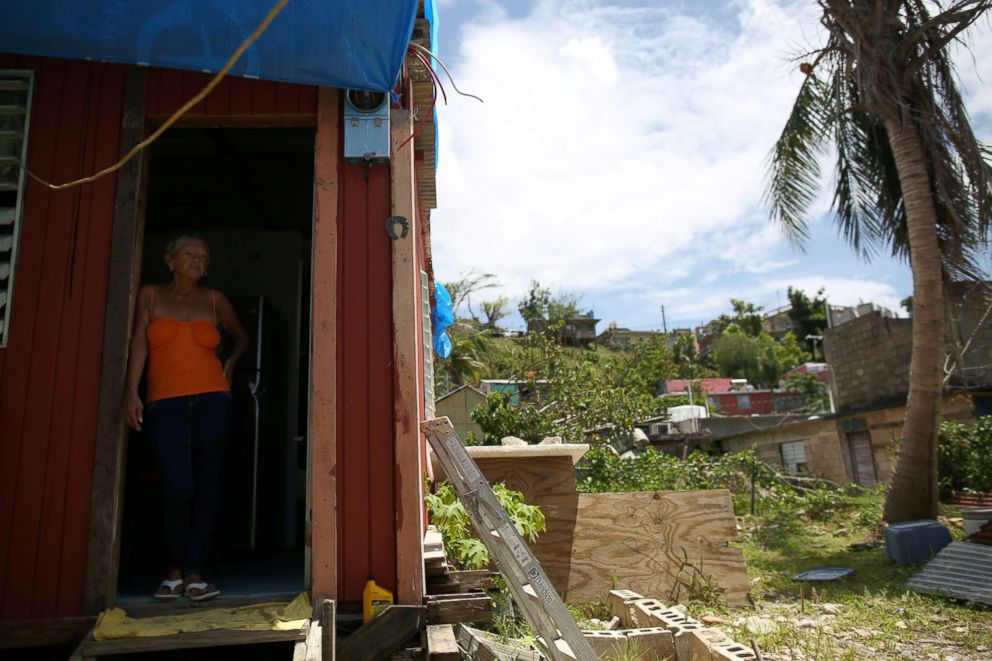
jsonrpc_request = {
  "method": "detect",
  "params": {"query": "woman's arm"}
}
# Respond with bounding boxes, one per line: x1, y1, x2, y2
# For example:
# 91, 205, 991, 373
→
123, 285, 153, 431
216, 291, 250, 382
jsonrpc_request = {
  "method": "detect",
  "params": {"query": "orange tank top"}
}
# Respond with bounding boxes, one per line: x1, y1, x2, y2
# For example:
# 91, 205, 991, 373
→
145, 287, 230, 403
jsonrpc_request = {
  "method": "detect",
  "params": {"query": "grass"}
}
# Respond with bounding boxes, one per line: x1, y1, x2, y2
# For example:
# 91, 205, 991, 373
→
485, 489, 992, 659
681, 491, 992, 660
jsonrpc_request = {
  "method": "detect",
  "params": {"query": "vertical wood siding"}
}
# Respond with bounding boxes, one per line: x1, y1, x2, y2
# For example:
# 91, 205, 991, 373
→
0, 56, 124, 620
145, 69, 318, 117
338, 163, 397, 601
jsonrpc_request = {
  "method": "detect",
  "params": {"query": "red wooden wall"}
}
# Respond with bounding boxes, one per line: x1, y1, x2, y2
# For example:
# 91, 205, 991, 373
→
0, 56, 125, 620
337, 163, 397, 601
0, 59, 401, 619
144, 68, 317, 117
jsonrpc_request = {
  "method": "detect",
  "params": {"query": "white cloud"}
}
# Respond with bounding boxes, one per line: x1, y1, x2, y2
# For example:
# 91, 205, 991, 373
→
430, 0, 990, 327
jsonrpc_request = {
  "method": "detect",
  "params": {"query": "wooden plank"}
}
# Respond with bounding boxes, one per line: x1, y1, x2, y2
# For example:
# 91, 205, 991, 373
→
449, 570, 497, 591
310, 87, 339, 600
391, 87, 426, 605
335, 605, 426, 661
566, 490, 750, 605
320, 599, 336, 661
424, 594, 492, 625
82, 627, 304, 655
425, 624, 459, 661
292, 619, 320, 661
83, 64, 148, 615
0, 615, 96, 649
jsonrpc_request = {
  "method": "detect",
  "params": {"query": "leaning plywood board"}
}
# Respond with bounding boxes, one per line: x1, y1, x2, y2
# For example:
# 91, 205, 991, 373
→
566, 490, 749, 604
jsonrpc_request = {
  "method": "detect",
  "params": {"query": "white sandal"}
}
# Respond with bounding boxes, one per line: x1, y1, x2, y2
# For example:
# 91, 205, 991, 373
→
153, 578, 184, 601
184, 581, 220, 602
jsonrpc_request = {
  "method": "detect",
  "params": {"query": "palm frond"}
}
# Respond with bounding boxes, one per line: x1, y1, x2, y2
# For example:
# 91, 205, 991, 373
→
764, 73, 832, 244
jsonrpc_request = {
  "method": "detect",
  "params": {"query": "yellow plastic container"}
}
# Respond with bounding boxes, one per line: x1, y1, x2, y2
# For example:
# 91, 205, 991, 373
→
362, 578, 393, 623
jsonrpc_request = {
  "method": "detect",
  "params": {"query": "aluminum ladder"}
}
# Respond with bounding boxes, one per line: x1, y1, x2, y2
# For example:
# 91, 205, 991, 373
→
422, 417, 597, 661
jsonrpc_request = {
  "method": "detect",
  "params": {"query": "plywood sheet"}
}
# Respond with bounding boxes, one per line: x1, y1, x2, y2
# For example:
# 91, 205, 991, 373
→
566, 490, 749, 605
471, 456, 580, 595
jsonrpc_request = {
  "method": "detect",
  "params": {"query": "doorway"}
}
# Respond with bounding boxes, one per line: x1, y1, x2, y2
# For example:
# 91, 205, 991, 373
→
846, 431, 878, 487
117, 127, 316, 600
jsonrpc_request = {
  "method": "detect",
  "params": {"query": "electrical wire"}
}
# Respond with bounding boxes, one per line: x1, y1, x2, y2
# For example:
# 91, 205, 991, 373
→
20, 0, 291, 191
408, 42, 484, 103
394, 62, 438, 153
411, 48, 447, 105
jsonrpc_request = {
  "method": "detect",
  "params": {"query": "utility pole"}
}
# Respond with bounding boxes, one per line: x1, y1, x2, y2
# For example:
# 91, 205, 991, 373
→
660, 305, 668, 333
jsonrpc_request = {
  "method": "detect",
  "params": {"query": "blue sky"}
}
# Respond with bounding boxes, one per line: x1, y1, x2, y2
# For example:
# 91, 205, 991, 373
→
429, 0, 992, 332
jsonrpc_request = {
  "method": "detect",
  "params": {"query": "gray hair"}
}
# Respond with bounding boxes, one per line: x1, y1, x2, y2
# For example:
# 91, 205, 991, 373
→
165, 234, 208, 257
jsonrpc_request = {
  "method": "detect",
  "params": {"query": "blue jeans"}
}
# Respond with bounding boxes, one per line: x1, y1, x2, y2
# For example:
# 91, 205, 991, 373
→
146, 391, 233, 575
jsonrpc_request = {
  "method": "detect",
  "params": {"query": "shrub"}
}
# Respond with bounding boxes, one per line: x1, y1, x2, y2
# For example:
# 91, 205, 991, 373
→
939, 417, 992, 497
425, 480, 546, 569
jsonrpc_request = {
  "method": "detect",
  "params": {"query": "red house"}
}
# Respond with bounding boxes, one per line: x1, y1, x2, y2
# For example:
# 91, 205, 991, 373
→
0, 0, 437, 648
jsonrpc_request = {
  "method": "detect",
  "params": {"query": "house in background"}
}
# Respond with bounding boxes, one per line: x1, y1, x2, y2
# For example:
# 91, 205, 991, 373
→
0, 0, 440, 648
436, 385, 486, 443
762, 305, 794, 340
718, 285, 992, 486
597, 322, 659, 350
562, 310, 600, 347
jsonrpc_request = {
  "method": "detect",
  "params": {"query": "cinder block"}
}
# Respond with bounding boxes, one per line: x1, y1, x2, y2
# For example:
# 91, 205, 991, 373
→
689, 628, 732, 660
607, 589, 644, 627
651, 607, 700, 630
631, 598, 668, 628
625, 627, 676, 660
711, 641, 757, 660
668, 622, 704, 660
582, 630, 627, 658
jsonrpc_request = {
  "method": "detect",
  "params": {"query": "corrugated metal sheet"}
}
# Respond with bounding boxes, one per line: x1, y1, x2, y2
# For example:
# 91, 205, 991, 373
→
906, 541, 992, 606
0, 55, 124, 620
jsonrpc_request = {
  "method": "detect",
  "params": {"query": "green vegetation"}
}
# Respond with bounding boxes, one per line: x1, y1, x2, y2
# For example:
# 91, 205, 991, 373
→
425, 480, 545, 570
939, 417, 992, 497
689, 491, 992, 660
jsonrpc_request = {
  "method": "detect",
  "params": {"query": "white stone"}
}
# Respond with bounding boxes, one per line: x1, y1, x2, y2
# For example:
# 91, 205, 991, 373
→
538, 435, 563, 445
500, 436, 527, 446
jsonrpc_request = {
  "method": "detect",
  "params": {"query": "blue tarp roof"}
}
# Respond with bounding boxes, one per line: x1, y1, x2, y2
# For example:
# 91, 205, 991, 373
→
1, 1, 419, 91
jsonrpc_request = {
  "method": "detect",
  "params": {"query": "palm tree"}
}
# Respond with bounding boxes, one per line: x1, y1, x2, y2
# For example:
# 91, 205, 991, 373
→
765, 1, 992, 522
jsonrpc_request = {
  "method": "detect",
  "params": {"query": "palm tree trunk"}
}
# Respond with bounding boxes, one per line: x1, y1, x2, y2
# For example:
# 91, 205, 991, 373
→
880, 106, 945, 523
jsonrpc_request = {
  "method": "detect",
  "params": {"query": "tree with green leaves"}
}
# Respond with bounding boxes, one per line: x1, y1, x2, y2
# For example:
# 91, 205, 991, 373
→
787, 287, 828, 343
785, 372, 830, 412
766, 1, 992, 521
711, 299, 765, 338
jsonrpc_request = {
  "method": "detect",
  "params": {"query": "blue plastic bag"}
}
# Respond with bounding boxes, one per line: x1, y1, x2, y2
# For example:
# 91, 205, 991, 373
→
432, 282, 454, 358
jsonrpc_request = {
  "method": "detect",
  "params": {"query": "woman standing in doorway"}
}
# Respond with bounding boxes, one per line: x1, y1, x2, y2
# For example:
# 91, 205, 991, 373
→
123, 235, 249, 602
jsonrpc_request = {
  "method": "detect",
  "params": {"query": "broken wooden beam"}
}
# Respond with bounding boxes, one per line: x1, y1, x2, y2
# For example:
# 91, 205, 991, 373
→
335, 605, 426, 661
320, 599, 336, 661
424, 593, 493, 625
425, 624, 459, 661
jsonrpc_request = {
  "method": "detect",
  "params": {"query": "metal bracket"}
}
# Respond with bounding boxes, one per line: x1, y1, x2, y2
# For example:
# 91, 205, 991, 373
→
385, 215, 410, 240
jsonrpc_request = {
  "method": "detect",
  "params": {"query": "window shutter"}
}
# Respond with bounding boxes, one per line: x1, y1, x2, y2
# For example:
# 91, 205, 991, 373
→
421, 271, 435, 419
0, 71, 33, 347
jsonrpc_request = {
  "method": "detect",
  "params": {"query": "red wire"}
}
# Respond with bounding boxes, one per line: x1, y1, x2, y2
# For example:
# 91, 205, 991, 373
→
395, 70, 438, 153
395, 47, 443, 153
412, 49, 447, 104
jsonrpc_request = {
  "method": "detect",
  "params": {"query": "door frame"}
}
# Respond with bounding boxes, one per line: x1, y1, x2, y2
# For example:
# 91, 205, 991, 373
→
83, 72, 333, 612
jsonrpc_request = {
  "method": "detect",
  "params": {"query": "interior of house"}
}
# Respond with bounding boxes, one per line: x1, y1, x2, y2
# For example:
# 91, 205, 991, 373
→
117, 127, 316, 601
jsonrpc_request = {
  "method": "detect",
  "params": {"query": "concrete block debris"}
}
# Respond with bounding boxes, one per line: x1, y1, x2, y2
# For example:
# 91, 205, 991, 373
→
607, 589, 645, 627
583, 628, 675, 660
